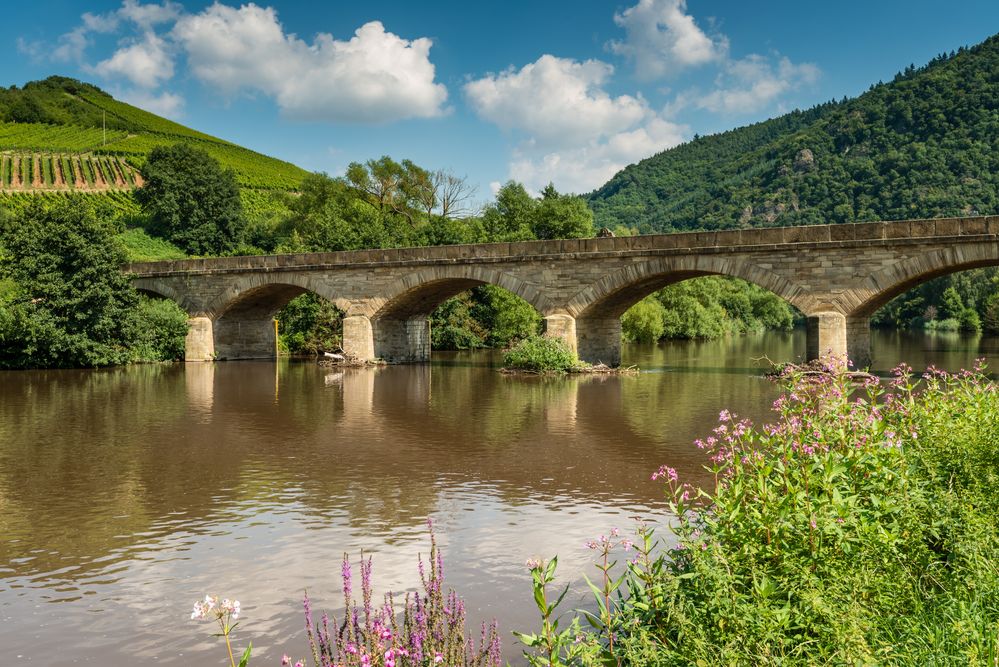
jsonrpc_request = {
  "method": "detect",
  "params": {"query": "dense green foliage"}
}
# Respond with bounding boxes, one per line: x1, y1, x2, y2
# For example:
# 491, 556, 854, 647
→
503, 336, 579, 373
872, 268, 999, 332
0, 76, 308, 189
0, 200, 185, 367
522, 365, 999, 665
277, 293, 344, 356
129, 295, 190, 362
622, 276, 796, 341
136, 144, 246, 255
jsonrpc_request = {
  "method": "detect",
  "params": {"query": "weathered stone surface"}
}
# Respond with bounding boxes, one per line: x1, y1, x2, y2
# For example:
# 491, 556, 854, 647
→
128, 216, 999, 367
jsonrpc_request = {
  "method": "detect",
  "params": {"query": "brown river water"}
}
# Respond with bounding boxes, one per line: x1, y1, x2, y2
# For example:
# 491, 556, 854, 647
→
2, 329, 998, 666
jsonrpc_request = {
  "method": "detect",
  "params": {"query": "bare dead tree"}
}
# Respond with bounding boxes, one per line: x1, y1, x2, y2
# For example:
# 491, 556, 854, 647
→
434, 170, 478, 219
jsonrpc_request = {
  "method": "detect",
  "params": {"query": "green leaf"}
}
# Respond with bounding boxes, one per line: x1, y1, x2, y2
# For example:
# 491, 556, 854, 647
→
237, 643, 252, 667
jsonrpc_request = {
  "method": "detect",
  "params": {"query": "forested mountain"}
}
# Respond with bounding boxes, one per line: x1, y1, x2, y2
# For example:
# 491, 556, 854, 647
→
589, 35, 999, 232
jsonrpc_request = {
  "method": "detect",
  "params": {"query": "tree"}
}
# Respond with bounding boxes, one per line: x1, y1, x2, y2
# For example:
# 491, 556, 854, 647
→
0, 200, 140, 368
136, 143, 246, 255
533, 183, 594, 240
939, 286, 965, 320
622, 297, 667, 343
481, 182, 536, 242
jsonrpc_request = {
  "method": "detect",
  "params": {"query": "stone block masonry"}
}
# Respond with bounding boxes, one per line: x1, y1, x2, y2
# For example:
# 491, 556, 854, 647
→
127, 216, 999, 368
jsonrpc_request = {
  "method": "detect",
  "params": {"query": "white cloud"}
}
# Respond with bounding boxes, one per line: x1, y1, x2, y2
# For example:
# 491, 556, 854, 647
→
464, 55, 648, 146
119, 88, 185, 118
172, 3, 448, 123
609, 0, 726, 80
92, 31, 174, 88
118, 0, 183, 29
52, 11, 120, 62
695, 54, 820, 114
465, 54, 687, 193
509, 117, 686, 194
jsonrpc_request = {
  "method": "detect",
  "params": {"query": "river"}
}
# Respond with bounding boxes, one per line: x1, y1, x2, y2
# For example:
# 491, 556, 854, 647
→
1, 329, 997, 666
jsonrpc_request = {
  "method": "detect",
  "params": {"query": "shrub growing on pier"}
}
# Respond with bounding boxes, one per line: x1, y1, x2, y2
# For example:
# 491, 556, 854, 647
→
521, 362, 999, 665
503, 335, 578, 373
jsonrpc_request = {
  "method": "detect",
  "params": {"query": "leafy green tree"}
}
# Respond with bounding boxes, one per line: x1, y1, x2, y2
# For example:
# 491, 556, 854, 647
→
533, 184, 594, 240
469, 285, 541, 346
277, 292, 344, 355
0, 201, 140, 368
137, 143, 246, 255
939, 286, 965, 320
430, 293, 485, 350
622, 297, 667, 343
481, 182, 537, 242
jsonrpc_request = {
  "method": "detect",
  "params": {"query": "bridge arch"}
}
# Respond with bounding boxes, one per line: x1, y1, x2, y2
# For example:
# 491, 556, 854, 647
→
848, 244, 999, 318
131, 278, 193, 312
562, 256, 809, 366
205, 276, 351, 361
356, 266, 549, 362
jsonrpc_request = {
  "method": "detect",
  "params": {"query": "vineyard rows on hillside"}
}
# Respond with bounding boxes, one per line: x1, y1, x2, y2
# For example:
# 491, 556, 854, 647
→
0, 152, 142, 191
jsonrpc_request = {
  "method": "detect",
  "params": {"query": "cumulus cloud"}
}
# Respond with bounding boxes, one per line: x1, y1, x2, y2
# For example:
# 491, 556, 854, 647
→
609, 0, 726, 80
466, 54, 686, 193
695, 54, 820, 114
509, 117, 686, 194
172, 3, 448, 123
118, 0, 183, 28
119, 88, 185, 118
92, 31, 174, 89
465, 55, 648, 146
52, 11, 121, 62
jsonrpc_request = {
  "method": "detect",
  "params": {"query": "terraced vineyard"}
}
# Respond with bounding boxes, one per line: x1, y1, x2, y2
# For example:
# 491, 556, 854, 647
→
0, 77, 309, 193
0, 152, 142, 191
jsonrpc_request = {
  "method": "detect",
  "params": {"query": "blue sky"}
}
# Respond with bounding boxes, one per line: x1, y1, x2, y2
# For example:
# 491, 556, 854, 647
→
5, 1, 999, 202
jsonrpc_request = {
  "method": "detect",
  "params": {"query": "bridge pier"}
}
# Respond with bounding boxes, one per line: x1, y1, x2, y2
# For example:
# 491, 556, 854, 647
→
847, 316, 872, 368
805, 312, 848, 365
343, 315, 375, 361
214, 316, 277, 360
576, 317, 622, 367
185, 316, 216, 362
543, 314, 577, 354
374, 317, 431, 363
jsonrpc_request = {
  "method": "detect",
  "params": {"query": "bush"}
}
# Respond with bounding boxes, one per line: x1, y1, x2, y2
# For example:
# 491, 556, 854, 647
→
926, 317, 961, 331
520, 364, 999, 665
129, 295, 189, 361
503, 335, 578, 372
621, 297, 666, 343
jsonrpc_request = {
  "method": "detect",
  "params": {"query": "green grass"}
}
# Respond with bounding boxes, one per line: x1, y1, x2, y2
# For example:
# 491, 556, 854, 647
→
118, 227, 187, 262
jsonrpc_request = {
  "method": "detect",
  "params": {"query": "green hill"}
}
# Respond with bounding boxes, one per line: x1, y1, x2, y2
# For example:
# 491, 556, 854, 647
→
588, 35, 999, 232
0, 76, 309, 192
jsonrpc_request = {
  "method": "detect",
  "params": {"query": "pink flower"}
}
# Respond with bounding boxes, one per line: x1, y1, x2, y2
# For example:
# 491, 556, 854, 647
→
434, 652, 444, 663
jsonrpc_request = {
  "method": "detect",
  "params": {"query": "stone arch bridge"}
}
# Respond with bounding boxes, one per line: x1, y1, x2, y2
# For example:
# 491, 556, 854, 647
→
127, 215, 999, 367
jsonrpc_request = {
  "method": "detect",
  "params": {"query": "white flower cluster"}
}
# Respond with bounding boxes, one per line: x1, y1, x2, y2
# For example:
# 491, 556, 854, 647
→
190, 595, 240, 620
